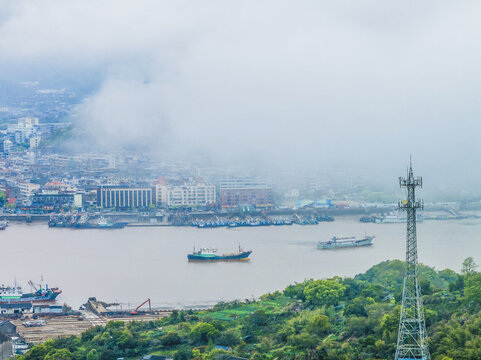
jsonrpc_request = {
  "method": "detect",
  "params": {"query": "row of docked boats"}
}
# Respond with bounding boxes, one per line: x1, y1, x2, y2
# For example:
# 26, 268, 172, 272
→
360, 211, 423, 223
191, 217, 293, 228
48, 214, 127, 229
191, 215, 334, 228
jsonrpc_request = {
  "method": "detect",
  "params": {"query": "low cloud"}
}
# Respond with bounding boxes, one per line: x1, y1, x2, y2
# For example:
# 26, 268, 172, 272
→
0, 0, 480, 189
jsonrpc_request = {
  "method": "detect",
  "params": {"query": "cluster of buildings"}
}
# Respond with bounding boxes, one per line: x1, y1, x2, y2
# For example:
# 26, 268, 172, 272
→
0, 320, 28, 357
0, 117, 71, 153
0, 147, 276, 212
0, 130, 387, 214
0, 121, 362, 214
95, 178, 272, 210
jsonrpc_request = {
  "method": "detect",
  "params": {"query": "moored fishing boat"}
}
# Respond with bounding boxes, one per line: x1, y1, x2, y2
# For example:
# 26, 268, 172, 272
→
0, 283, 62, 303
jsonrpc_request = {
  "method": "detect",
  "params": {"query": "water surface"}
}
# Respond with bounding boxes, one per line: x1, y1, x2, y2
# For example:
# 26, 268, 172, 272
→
1, 216, 480, 308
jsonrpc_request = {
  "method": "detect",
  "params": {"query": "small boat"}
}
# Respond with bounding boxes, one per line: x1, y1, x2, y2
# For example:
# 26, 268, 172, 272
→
0, 220, 8, 230
188, 245, 252, 262
317, 235, 374, 250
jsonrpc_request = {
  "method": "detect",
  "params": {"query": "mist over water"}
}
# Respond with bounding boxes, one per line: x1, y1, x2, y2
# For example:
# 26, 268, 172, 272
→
0, 1, 480, 191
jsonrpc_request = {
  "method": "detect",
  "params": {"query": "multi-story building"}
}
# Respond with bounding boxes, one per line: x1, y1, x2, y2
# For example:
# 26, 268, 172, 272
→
31, 191, 76, 208
2, 139, 13, 153
19, 182, 41, 198
96, 185, 155, 209
29, 136, 41, 149
156, 183, 216, 208
219, 179, 273, 208
7, 118, 37, 144
307, 176, 329, 193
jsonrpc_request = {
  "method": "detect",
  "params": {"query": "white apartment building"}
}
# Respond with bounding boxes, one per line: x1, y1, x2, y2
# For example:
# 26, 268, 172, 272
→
19, 182, 41, 198
156, 183, 216, 207
29, 136, 41, 149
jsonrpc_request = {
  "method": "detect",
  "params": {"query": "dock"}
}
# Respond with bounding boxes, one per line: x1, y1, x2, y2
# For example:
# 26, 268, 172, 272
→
10, 311, 170, 343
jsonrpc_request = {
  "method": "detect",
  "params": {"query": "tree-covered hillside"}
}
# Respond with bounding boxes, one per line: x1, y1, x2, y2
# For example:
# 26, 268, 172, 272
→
18, 258, 481, 360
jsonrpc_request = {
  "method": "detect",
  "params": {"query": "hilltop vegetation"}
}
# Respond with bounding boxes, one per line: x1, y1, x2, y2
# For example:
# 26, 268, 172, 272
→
18, 258, 481, 360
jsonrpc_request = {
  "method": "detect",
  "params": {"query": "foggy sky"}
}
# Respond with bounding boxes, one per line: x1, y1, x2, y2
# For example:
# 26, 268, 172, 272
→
0, 1, 480, 190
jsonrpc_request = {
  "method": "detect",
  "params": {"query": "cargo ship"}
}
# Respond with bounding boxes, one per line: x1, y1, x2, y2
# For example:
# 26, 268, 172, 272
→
0, 283, 62, 303
317, 235, 374, 250
188, 245, 252, 262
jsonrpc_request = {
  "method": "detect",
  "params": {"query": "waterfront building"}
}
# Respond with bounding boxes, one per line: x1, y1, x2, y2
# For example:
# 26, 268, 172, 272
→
0, 303, 62, 316
96, 185, 155, 209
31, 191, 76, 208
219, 179, 273, 208
155, 183, 216, 208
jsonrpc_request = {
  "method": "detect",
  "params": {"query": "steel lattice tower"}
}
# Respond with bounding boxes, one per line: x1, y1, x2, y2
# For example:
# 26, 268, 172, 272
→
395, 160, 430, 360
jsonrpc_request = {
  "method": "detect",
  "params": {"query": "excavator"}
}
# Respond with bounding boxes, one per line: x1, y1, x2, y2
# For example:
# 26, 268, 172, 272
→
130, 298, 151, 315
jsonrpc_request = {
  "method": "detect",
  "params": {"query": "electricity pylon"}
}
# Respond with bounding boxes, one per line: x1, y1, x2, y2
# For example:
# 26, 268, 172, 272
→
395, 160, 430, 360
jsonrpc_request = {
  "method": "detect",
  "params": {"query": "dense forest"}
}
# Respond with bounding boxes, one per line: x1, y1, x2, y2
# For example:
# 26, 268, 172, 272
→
18, 258, 481, 360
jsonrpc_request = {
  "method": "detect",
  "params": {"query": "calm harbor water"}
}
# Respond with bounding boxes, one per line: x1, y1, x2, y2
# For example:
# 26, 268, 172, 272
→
1, 216, 480, 308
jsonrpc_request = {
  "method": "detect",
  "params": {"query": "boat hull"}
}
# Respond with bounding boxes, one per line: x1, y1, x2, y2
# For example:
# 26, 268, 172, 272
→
74, 222, 127, 229
0, 292, 61, 303
49, 222, 127, 229
188, 251, 252, 262
317, 236, 374, 250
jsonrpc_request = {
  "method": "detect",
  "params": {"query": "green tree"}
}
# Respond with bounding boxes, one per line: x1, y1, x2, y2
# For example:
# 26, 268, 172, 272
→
307, 314, 331, 336
360, 284, 386, 301
160, 332, 182, 346
462, 257, 478, 276
246, 309, 269, 327
44, 349, 74, 360
99, 349, 117, 360
345, 297, 368, 317
464, 273, 481, 306
287, 331, 318, 349
87, 349, 99, 360
218, 328, 241, 347
303, 279, 346, 306
190, 322, 219, 344
174, 346, 192, 360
